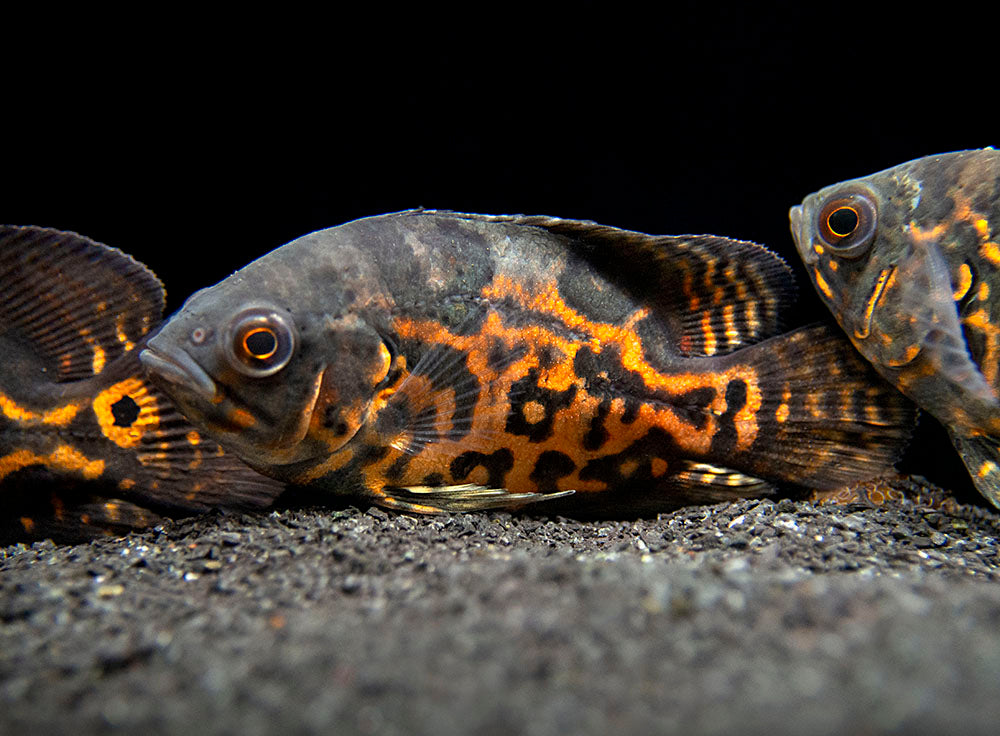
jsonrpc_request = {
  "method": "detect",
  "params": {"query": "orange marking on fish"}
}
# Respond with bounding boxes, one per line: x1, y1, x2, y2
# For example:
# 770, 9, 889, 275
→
104, 502, 121, 521
522, 400, 546, 424
115, 313, 136, 351
0, 392, 83, 426
228, 408, 257, 429
814, 268, 834, 301
19, 517, 35, 533
619, 459, 640, 477
909, 221, 949, 244
981, 241, 1000, 267
700, 312, 717, 355
0, 446, 105, 481
855, 266, 896, 340
963, 308, 1000, 383
953, 262, 973, 301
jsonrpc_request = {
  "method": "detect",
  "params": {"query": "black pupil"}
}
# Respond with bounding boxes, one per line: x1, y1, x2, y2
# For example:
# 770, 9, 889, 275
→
245, 329, 277, 357
828, 207, 859, 237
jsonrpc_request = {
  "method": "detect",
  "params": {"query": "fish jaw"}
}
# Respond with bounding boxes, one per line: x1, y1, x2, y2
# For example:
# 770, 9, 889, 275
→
139, 337, 219, 403
788, 204, 810, 263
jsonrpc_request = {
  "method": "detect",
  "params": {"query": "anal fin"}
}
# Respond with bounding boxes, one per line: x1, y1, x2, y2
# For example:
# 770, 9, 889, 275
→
1, 493, 166, 545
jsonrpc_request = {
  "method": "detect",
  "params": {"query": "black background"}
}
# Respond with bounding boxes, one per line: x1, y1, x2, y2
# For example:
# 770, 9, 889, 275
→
3, 5, 996, 498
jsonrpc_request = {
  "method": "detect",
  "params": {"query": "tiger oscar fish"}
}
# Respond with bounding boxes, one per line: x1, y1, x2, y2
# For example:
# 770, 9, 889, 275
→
790, 148, 1000, 509
0, 226, 285, 543
140, 211, 915, 515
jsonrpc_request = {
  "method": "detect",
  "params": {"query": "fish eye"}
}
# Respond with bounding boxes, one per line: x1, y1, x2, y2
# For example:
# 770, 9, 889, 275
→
224, 308, 297, 377
816, 190, 877, 258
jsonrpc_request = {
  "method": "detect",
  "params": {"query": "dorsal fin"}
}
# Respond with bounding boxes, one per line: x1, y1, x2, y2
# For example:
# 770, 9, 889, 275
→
410, 211, 798, 356
0, 225, 165, 381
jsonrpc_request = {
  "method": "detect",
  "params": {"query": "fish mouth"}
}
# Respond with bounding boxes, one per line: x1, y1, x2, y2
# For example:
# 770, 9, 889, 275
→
139, 338, 218, 403
788, 204, 811, 260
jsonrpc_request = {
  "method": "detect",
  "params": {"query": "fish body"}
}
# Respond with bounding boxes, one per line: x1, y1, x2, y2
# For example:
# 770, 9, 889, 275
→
790, 148, 1000, 507
142, 211, 914, 515
0, 226, 285, 542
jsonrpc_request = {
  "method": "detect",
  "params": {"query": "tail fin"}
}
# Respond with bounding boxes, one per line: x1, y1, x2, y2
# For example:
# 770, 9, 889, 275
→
731, 324, 917, 490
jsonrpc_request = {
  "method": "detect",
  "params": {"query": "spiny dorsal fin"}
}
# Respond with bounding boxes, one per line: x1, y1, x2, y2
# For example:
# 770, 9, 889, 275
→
408, 210, 798, 356
0, 225, 165, 381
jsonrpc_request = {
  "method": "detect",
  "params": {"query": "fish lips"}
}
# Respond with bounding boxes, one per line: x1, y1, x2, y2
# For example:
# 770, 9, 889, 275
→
788, 203, 815, 264
139, 337, 218, 403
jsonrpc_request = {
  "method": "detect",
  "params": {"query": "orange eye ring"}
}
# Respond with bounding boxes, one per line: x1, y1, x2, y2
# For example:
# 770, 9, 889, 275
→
224, 308, 296, 377
816, 189, 878, 259
826, 205, 860, 237
242, 326, 278, 360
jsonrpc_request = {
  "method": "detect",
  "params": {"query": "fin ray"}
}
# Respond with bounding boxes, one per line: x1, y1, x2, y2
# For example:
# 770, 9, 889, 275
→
0, 225, 165, 380
732, 324, 917, 490
378, 483, 574, 513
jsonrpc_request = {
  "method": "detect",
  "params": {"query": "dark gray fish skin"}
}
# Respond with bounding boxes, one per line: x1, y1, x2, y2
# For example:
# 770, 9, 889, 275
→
141, 210, 915, 515
790, 148, 1000, 508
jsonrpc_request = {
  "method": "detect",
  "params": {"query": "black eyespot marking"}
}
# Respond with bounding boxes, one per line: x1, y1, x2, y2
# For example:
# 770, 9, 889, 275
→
817, 189, 878, 259
110, 396, 140, 427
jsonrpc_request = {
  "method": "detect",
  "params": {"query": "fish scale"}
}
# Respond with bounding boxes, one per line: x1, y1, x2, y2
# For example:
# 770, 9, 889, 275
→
790, 148, 1000, 509
142, 210, 915, 514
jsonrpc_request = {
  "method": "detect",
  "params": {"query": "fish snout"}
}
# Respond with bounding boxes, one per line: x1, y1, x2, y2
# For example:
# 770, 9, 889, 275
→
139, 337, 219, 403
788, 203, 815, 264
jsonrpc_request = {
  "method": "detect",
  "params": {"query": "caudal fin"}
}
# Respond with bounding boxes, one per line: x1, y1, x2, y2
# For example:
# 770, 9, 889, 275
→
732, 324, 917, 490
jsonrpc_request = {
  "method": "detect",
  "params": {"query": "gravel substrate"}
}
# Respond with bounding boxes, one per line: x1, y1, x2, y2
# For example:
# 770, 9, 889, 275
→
3, 498, 1000, 735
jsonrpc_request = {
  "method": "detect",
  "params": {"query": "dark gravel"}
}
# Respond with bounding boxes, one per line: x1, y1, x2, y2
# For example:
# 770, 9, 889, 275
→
4, 498, 1000, 735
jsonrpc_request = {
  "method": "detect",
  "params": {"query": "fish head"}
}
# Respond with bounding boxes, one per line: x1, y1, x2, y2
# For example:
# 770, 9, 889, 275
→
140, 282, 396, 474
790, 148, 1000, 373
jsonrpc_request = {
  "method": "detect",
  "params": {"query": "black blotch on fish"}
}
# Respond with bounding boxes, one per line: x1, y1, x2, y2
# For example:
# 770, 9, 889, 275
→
505, 369, 578, 443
